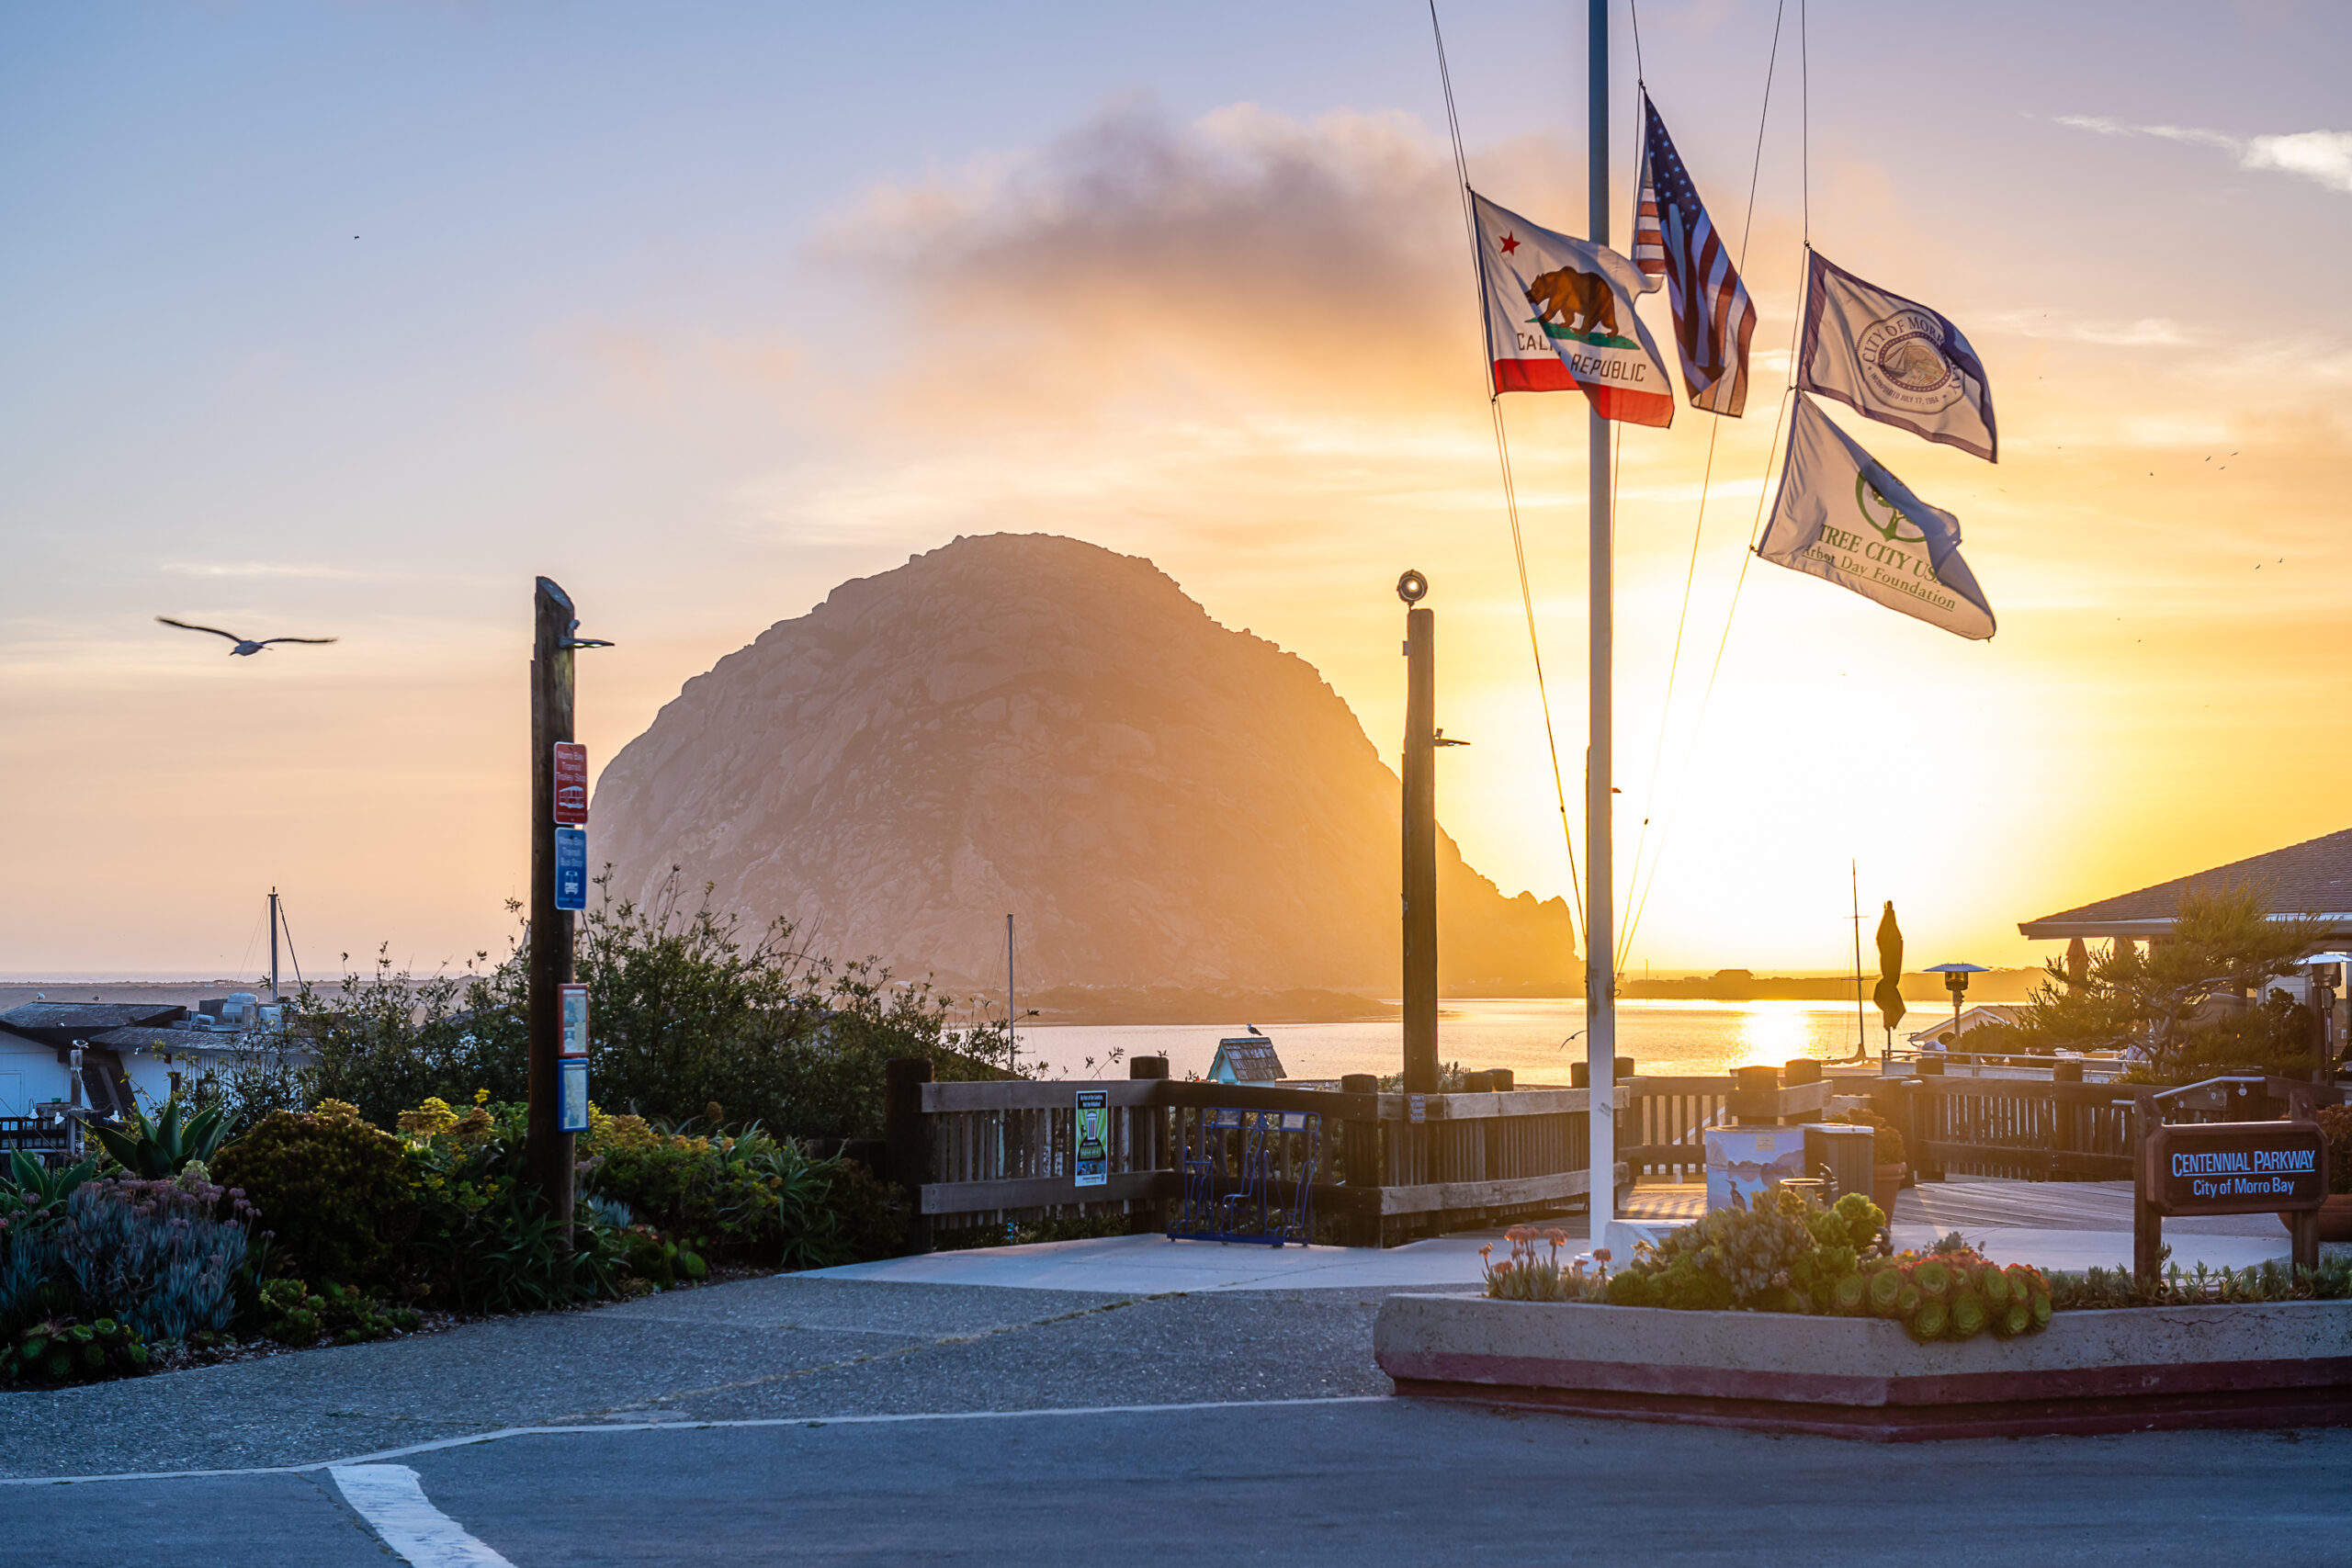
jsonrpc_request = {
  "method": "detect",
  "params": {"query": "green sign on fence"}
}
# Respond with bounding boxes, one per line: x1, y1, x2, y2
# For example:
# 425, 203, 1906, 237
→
1075, 1089, 1109, 1188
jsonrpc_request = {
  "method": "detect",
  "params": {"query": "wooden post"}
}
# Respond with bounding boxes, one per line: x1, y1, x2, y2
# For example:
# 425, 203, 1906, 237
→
1342, 1072, 1383, 1248
884, 1057, 933, 1255
2132, 1091, 2163, 1283
526, 577, 577, 1244
1401, 597, 1438, 1097
1130, 1055, 1170, 1233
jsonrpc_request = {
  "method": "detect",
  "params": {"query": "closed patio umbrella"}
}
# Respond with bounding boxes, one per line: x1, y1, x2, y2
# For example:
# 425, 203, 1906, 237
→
1872, 902, 1906, 1056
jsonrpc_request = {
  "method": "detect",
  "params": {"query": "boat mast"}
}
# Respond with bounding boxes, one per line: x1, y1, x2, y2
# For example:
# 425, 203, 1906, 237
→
1584, 0, 1617, 1243
269, 887, 281, 1002
1851, 861, 1865, 1056
1006, 912, 1018, 1073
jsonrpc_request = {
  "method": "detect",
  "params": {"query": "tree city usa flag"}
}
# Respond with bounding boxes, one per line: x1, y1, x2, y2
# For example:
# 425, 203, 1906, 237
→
1757, 394, 1996, 640
1473, 191, 1674, 427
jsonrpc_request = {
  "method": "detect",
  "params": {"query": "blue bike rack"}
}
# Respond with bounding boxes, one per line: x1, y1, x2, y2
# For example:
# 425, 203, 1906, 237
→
1169, 1107, 1318, 1246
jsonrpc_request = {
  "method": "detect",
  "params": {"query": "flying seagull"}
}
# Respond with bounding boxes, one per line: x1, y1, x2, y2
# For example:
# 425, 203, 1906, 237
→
156, 616, 339, 657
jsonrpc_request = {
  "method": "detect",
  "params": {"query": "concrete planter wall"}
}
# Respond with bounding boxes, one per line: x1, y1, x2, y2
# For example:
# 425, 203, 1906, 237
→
1374, 1292, 2352, 1440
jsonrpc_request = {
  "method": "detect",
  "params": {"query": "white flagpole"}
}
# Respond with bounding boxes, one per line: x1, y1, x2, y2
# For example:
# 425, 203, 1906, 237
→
1585, 0, 1618, 1248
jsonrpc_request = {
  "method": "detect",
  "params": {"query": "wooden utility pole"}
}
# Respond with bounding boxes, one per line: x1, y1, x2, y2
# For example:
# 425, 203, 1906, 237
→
527, 576, 579, 1243
1399, 571, 1438, 1096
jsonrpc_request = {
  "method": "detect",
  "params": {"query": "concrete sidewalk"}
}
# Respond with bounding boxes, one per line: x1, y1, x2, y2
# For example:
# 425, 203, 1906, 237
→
808, 1177, 2304, 1293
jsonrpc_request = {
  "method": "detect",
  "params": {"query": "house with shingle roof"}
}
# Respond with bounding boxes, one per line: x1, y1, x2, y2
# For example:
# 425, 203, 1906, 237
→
2018, 828, 2352, 942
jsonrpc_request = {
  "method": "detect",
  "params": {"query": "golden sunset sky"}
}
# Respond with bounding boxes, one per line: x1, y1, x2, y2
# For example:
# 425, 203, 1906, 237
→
3, 2, 2346, 980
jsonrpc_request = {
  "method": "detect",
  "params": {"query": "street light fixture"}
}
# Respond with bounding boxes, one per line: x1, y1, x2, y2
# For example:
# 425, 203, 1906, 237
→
1924, 962, 1991, 1053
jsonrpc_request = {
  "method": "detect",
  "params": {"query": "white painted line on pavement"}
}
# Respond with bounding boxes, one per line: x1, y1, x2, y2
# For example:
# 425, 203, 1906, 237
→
330, 1464, 514, 1568
0, 1393, 1393, 1487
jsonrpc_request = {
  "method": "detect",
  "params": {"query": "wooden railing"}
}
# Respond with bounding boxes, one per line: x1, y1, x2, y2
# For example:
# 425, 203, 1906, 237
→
882, 1064, 1858, 1250
1893, 1072, 2343, 1183
1616, 1075, 1825, 1180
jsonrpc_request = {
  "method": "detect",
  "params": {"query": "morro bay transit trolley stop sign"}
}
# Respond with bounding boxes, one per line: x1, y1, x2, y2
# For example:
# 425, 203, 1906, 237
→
552, 742, 589, 826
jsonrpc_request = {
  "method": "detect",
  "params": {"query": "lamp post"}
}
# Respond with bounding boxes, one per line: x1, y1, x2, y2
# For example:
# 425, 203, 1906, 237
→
1924, 962, 1990, 1061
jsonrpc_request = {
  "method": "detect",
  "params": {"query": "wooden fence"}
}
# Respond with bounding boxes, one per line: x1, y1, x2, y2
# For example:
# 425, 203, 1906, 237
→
884, 1064, 1839, 1250
1893, 1072, 2340, 1183
881, 1060, 2352, 1252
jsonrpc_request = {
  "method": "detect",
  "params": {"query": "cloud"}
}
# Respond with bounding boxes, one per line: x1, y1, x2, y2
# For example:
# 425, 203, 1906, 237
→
2053, 115, 2352, 194
159, 560, 368, 581
813, 99, 1541, 423
1982, 310, 2194, 347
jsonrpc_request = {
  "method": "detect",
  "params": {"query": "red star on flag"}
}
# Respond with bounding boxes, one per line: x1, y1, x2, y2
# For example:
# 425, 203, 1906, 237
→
1498, 231, 1521, 254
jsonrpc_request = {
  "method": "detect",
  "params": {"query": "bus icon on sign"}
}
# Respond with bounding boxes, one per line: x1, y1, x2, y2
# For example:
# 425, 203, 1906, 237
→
552, 743, 589, 825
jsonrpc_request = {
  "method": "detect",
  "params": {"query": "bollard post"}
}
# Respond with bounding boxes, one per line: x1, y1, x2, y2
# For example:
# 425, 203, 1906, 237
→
1341, 1073, 1384, 1248
1129, 1055, 1170, 1232
884, 1058, 933, 1256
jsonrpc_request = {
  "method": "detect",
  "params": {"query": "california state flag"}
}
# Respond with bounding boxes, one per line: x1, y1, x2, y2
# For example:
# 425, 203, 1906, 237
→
1473, 191, 1674, 427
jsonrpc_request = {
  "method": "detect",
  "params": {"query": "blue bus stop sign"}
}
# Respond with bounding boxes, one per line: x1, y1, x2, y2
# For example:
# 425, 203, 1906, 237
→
554, 826, 588, 911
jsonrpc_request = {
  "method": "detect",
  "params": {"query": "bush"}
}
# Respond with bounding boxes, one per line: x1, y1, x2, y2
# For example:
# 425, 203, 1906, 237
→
2052, 1249, 2352, 1308
399, 1097, 621, 1313
254, 1277, 422, 1347
3, 1317, 148, 1383
580, 1109, 905, 1270
1602, 1190, 1891, 1316
61, 1175, 253, 1346
2320, 1105, 2352, 1198
212, 1103, 417, 1293
287, 874, 1021, 1141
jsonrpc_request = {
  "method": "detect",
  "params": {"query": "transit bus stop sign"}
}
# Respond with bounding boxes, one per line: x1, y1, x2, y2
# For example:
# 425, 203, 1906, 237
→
553, 826, 588, 911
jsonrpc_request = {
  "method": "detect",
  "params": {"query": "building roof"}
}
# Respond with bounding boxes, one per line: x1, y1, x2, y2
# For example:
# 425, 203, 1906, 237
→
0, 1002, 187, 1046
2018, 827, 2352, 941
1907, 1004, 2025, 1044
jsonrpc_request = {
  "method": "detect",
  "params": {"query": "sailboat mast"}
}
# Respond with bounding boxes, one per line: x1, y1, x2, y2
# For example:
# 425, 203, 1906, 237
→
1006, 912, 1018, 1072
1852, 861, 1864, 1055
1584, 0, 1617, 1241
269, 887, 281, 1002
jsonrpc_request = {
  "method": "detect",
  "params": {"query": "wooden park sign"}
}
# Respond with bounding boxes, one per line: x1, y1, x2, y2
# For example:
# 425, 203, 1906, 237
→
2136, 1118, 2329, 1278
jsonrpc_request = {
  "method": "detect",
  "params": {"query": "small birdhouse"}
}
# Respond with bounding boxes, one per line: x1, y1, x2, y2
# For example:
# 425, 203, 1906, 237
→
1208, 1036, 1284, 1084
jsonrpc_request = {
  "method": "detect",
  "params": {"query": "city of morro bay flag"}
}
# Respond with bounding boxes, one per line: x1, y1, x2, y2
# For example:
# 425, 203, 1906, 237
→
1797, 251, 1997, 460
1473, 190, 1675, 427
1758, 394, 1996, 640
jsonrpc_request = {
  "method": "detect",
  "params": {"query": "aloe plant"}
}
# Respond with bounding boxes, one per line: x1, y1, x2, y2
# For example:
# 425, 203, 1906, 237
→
90, 1100, 234, 1179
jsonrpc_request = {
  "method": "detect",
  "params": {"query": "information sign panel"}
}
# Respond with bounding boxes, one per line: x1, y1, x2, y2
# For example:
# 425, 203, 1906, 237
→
2143, 1121, 2327, 1216
1408, 1094, 1427, 1124
553, 826, 588, 911
1074, 1089, 1109, 1187
558, 1058, 591, 1134
560, 982, 590, 1057
552, 743, 589, 825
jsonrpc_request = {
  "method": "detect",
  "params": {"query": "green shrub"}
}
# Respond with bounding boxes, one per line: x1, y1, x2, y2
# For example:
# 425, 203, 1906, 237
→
254, 1277, 422, 1347
61, 1175, 253, 1345
2052, 1250, 2352, 1308
90, 1100, 237, 1180
212, 1104, 417, 1293
290, 874, 1021, 1141
2317, 1105, 2352, 1198
3, 1316, 148, 1382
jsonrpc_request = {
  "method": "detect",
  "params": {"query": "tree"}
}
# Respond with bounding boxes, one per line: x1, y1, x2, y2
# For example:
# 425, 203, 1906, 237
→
2012, 880, 2327, 1082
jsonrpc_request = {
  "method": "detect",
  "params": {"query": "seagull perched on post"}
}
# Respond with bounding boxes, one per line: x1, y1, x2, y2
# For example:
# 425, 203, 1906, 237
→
156, 617, 339, 657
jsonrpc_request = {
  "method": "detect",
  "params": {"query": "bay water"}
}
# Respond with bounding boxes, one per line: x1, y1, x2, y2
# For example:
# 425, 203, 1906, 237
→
1019, 997, 1915, 1084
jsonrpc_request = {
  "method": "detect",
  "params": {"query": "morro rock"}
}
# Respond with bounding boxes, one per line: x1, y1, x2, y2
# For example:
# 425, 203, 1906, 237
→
591, 534, 1577, 995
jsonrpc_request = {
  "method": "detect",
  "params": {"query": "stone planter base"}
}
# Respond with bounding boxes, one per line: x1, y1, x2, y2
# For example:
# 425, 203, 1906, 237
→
1374, 1293, 2352, 1442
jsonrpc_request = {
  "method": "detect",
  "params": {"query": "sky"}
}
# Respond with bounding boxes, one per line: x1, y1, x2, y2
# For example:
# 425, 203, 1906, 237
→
2, 0, 2346, 982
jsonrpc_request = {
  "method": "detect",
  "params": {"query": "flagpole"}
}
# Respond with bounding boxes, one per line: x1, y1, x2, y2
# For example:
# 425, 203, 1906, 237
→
1584, 0, 1618, 1248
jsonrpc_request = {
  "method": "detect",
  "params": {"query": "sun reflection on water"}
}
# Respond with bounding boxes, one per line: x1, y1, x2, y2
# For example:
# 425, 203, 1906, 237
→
1733, 1002, 1819, 1070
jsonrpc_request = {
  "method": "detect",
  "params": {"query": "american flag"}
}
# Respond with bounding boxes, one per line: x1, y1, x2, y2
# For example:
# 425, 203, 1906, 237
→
1634, 94, 1756, 418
